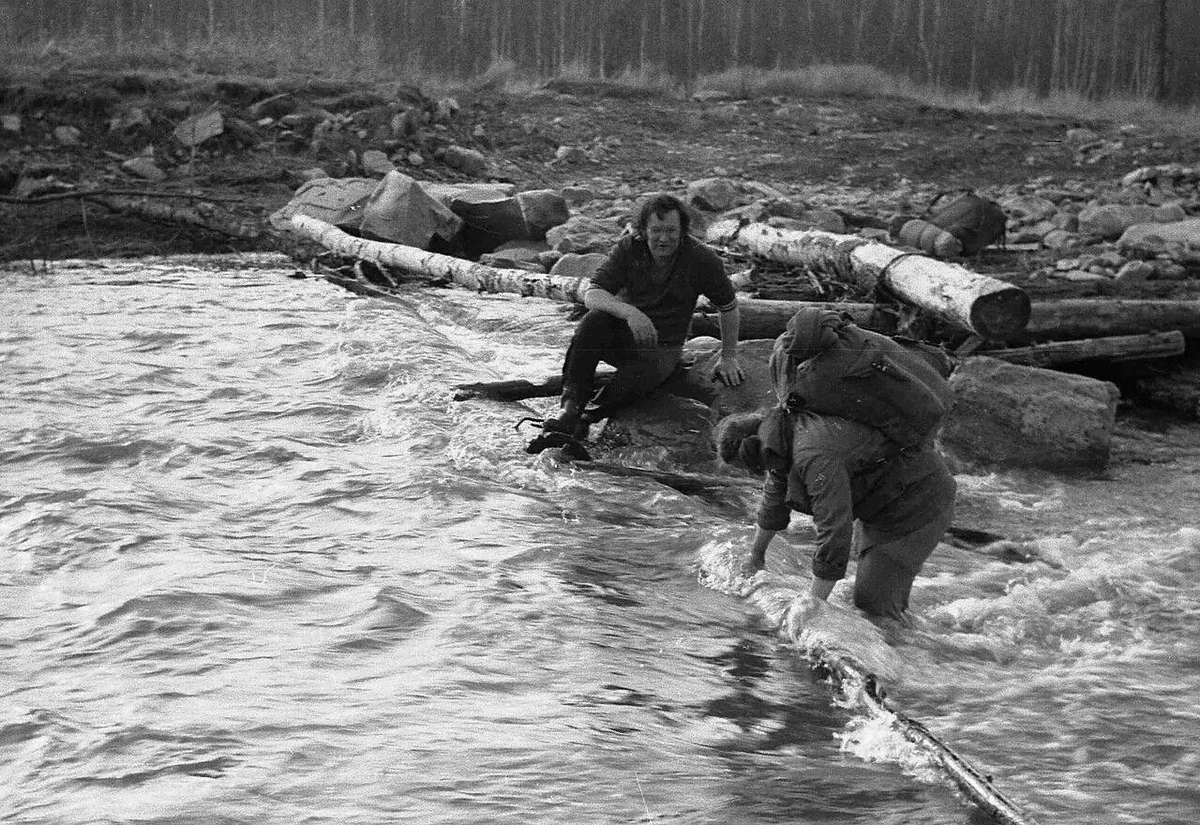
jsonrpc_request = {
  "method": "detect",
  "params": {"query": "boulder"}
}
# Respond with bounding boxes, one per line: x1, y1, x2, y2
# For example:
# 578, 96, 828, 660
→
999, 194, 1058, 225
448, 188, 528, 255
548, 252, 608, 281
268, 176, 379, 231
688, 177, 738, 212
940, 356, 1119, 473
1118, 218, 1200, 257
53, 126, 82, 146
553, 145, 589, 165
1, 114, 20, 133
121, 156, 166, 182
423, 182, 515, 206
358, 170, 463, 248
597, 393, 719, 469
442, 144, 489, 177
560, 186, 596, 206
174, 109, 225, 147
516, 189, 570, 238
683, 339, 779, 417
108, 106, 151, 135
1078, 203, 1187, 240
360, 149, 394, 176
545, 215, 621, 253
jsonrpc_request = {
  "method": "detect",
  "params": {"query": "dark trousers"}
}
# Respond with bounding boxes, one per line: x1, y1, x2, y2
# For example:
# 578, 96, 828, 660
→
852, 501, 955, 620
561, 310, 681, 420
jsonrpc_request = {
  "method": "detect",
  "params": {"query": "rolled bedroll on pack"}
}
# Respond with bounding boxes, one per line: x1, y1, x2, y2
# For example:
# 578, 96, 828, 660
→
697, 547, 1041, 825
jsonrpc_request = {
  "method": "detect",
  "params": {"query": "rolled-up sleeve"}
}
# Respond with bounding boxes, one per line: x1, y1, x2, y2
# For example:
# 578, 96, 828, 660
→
755, 470, 792, 532
798, 454, 855, 581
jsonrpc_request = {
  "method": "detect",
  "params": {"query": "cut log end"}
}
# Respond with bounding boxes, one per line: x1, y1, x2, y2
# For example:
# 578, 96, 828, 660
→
969, 287, 1032, 341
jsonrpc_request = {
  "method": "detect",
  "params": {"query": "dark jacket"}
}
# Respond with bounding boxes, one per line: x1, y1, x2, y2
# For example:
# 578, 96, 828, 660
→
756, 411, 956, 582
589, 234, 736, 347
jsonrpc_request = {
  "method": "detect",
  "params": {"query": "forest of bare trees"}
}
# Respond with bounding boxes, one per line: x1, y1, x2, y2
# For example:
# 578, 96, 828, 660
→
4, 0, 1198, 103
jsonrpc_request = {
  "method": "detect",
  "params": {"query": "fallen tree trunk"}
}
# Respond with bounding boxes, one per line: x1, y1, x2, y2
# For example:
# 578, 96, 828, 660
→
287, 214, 592, 302
91, 195, 260, 239
707, 220, 1030, 340
1021, 298, 1200, 342
692, 298, 897, 339
982, 330, 1185, 367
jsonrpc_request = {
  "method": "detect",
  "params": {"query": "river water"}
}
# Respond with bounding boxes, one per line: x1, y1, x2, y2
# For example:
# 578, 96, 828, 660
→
2, 256, 1197, 825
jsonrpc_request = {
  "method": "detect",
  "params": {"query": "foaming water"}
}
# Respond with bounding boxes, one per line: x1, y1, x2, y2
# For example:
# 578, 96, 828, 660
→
2, 258, 1198, 824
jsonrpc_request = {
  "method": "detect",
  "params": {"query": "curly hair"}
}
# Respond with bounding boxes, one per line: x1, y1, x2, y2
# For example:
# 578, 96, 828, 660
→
634, 192, 691, 238
712, 411, 765, 468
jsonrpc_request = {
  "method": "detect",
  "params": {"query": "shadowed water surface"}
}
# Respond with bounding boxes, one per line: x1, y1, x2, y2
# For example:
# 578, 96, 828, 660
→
1, 257, 1197, 824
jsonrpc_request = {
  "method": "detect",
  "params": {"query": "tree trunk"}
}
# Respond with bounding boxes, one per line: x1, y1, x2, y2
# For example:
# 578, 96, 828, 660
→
1154, 0, 1169, 99
981, 330, 1185, 367
286, 214, 592, 303
706, 220, 1030, 340
690, 298, 898, 340
1022, 298, 1200, 341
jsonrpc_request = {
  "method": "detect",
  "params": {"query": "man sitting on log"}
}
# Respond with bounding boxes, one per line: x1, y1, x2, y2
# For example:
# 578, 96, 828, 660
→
534, 192, 744, 446
712, 308, 957, 621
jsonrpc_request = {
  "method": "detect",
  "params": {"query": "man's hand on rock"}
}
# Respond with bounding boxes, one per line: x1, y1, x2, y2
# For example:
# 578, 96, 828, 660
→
713, 354, 745, 387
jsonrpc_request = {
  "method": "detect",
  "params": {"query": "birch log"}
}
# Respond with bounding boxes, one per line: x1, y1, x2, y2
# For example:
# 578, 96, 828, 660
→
1022, 299, 1200, 341
707, 220, 1030, 340
982, 330, 1185, 367
287, 214, 592, 303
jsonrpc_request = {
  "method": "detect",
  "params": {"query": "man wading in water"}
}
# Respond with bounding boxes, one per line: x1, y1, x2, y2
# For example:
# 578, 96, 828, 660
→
713, 308, 957, 621
530, 193, 744, 450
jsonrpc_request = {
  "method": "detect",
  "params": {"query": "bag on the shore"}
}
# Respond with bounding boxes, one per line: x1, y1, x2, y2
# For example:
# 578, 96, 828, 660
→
925, 190, 1007, 256
770, 311, 954, 447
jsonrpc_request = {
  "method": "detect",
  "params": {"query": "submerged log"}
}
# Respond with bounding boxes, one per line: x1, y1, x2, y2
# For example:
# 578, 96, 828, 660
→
707, 220, 1030, 340
1022, 298, 1200, 342
286, 214, 592, 302
982, 330, 1185, 367
453, 369, 615, 402
941, 356, 1119, 473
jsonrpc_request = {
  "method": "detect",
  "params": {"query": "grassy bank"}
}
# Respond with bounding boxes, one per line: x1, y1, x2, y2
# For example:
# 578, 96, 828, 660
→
5, 33, 1200, 135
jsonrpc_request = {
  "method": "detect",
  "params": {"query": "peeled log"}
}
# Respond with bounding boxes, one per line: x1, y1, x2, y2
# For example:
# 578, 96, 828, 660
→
691, 298, 897, 340
940, 356, 1119, 473
287, 214, 591, 302
1021, 299, 1200, 342
707, 219, 1030, 339
982, 330, 1185, 367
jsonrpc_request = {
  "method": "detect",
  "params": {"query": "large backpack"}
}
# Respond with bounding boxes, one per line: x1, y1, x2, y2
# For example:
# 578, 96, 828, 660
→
925, 189, 1007, 256
770, 316, 954, 448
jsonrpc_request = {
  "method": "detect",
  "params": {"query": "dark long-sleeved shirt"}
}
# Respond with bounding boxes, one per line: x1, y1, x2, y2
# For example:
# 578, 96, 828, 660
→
756, 412, 956, 581
589, 234, 737, 347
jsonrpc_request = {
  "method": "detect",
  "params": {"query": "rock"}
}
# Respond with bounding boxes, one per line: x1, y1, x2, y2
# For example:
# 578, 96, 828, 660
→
423, 182, 516, 205
741, 180, 787, 200
53, 126, 82, 146
268, 176, 378, 231
121, 156, 166, 182
1122, 163, 1200, 188
596, 393, 719, 469
545, 215, 621, 253
294, 167, 330, 183
442, 144, 489, 176
1152, 261, 1190, 281
173, 109, 225, 147
487, 240, 551, 267
1077, 203, 1159, 240
516, 189, 570, 238
537, 250, 564, 270
940, 356, 1119, 473
1118, 218, 1200, 255
684, 339, 778, 418
799, 208, 846, 233
405, 151, 424, 166
360, 149, 394, 176
108, 106, 150, 134
692, 89, 735, 102
1114, 260, 1154, 284
687, 177, 738, 212
1051, 211, 1080, 232
434, 97, 460, 121
1065, 127, 1100, 144
999, 194, 1057, 225
448, 189, 528, 255
548, 252, 608, 281
560, 186, 596, 206
553, 145, 589, 165
359, 170, 463, 248
1153, 202, 1188, 223
1041, 229, 1078, 252
1, 114, 20, 133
